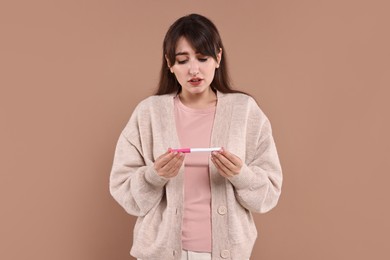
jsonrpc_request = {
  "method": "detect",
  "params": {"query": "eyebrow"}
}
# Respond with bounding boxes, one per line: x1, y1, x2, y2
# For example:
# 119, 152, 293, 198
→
175, 51, 201, 56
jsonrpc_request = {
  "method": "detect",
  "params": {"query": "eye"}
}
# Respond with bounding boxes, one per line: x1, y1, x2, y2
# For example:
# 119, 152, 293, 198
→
198, 57, 208, 62
176, 60, 188, 64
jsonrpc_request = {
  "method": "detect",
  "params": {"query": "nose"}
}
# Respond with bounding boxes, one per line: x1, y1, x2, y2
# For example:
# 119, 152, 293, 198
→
189, 60, 199, 76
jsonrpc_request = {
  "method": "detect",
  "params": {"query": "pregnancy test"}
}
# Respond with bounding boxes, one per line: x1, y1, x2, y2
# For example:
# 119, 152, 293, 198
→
169, 147, 222, 153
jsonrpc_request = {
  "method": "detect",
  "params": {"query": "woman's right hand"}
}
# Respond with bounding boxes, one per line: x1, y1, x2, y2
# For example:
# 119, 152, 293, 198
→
154, 149, 185, 178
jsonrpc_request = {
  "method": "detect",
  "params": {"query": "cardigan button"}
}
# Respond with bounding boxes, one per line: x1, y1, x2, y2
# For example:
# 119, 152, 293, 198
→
220, 249, 230, 258
218, 206, 227, 215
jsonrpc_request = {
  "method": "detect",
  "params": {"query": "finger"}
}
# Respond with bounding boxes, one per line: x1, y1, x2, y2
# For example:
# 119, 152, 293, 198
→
219, 148, 242, 166
211, 155, 232, 177
162, 152, 184, 172
212, 151, 236, 172
154, 150, 170, 168
155, 150, 177, 169
169, 153, 186, 177
157, 153, 184, 178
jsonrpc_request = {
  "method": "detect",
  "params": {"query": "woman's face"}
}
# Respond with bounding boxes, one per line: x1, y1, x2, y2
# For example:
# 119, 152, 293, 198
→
168, 37, 221, 97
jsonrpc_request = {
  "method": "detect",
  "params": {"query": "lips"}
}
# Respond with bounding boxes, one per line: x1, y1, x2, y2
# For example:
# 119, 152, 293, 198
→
188, 77, 203, 86
188, 77, 202, 82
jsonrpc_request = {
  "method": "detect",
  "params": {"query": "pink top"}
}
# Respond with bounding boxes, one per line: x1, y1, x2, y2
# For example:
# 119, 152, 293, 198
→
174, 96, 216, 253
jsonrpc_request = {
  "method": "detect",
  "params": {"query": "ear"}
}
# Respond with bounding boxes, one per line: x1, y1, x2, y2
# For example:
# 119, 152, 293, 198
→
216, 48, 222, 68
165, 55, 174, 73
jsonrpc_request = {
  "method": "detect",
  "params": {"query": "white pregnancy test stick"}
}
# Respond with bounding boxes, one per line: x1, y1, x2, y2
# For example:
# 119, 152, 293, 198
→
169, 147, 222, 153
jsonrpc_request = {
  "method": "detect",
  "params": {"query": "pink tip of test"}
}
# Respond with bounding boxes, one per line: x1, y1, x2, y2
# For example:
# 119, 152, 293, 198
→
168, 148, 191, 153
168, 147, 222, 153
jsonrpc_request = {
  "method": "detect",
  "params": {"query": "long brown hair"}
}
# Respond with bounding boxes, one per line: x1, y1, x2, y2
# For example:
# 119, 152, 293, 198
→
155, 13, 247, 96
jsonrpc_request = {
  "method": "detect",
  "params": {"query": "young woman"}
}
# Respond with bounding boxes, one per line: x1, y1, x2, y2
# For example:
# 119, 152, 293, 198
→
109, 13, 283, 260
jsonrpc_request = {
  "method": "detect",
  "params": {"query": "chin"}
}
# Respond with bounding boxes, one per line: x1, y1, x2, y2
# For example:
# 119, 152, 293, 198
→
184, 86, 206, 94
193, 89, 209, 95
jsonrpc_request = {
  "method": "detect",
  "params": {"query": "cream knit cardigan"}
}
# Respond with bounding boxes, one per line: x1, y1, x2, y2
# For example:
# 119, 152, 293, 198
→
109, 91, 283, 260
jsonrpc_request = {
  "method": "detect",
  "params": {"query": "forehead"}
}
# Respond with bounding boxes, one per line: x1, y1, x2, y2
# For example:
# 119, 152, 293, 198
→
175, 37, 197, 54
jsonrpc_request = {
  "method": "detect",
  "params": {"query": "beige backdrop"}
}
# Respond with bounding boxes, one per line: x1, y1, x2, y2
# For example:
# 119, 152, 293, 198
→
1, 0, 389, 259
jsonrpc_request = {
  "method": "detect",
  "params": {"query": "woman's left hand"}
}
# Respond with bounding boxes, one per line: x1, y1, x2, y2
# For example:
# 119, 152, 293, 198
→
211, 148, 243, 178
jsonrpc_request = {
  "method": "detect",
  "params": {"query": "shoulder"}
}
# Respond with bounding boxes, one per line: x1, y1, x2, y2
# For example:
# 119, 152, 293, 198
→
133, 94, 174, 113
122, 94, 174, 137
219, 91, 257, 105
221, 92, 265, 115
223, 92, 271, 133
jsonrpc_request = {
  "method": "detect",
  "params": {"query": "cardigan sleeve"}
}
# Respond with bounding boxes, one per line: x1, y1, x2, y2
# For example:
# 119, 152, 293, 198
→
228, 101, 283, 213
109, 104, 168, 217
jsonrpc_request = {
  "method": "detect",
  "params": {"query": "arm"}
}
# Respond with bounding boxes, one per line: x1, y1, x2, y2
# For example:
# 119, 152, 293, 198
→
109, 133, 169, 217
211, 97, 283, 213
228, 124, 283, 213
109, 101, 185, 217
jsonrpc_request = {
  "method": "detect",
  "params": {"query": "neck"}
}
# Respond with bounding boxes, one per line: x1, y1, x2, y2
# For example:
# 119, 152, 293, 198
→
179, 88, 217, 109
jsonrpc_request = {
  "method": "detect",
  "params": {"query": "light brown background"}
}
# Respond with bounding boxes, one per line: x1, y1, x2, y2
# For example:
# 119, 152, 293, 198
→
1, 0, 389, 259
